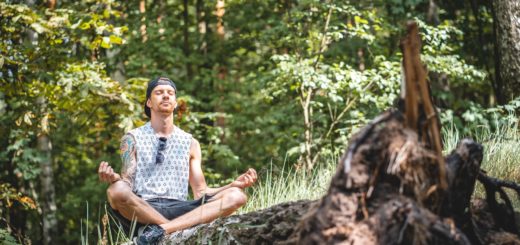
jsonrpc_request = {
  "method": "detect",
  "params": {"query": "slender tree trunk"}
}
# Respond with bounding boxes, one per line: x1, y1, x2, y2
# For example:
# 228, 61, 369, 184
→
196, 0, 209, 54
426, 0, 439, 25
299, 5, 332, 170
47, 0, 56, 9
490, 1, 504, 104
215, 0, 225, 38
469, 0, 497, 105
215, 0, 226, 131
300, 86, 314, 170
24, 1, 58, 242
194, 0, 208, 100
492, 0, 520, 103
106, 2, 125, 83
37, 98, 57, 245
183, 0, 193, 81
139, 0, 147, 43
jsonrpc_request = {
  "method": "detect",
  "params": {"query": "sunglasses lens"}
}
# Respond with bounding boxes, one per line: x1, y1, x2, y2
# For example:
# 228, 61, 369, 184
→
156, 152, 164, 164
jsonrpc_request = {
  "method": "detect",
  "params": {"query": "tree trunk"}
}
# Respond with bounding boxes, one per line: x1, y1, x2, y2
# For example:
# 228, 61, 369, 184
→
38, 2, 58, 242
47, 0, 56, 9
214, 0, 227, 132
183, 0, 193, 81
37, 98, 57, 245
299, 86, 314, 170
139, 0, 147, 43
24, 1, 58, 242
493, 0, 520, 102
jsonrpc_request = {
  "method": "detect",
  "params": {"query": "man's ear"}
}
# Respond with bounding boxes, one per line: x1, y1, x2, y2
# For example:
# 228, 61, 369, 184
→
146, 98, 151, 108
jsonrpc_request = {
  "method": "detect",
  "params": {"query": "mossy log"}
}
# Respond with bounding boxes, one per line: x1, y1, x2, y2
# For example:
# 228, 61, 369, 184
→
160, 200, 315, 244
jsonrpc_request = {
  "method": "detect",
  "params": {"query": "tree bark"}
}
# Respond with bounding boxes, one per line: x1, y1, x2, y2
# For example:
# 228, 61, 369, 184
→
37, 98, 57, 245
492, 0, 520, 102
38, 3, 58, 243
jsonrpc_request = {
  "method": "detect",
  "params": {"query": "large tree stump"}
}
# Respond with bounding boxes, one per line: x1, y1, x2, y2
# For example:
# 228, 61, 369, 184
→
289, 110, 478, 244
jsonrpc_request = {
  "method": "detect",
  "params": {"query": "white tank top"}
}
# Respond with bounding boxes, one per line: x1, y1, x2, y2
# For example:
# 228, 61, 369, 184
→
128, 122, 192, 201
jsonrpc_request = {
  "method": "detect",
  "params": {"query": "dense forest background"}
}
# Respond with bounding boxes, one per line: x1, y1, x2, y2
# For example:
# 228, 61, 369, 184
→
1, 0, 519, 244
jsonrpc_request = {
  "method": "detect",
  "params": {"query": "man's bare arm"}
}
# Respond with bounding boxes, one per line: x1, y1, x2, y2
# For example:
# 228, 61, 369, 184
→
188, 138, 257, 199
119, 134, 137, 189
188, 138, 209, 199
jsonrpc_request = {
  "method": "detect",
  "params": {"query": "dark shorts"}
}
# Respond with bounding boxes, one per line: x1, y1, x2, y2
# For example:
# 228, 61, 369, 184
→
107, 194, 214, 236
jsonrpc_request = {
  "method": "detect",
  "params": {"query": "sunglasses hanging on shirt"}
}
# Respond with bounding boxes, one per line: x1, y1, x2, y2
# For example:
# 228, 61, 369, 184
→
156, 137, 167, 164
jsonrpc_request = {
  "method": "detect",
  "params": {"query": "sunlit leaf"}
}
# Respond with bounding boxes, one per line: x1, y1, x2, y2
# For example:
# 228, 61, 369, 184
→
109, 35, 122, 45
100, 36, 111, 48
30, 22, 46, 33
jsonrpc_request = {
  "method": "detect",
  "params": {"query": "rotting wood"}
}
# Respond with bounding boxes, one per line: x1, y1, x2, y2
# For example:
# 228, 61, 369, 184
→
401, 21, 447, 192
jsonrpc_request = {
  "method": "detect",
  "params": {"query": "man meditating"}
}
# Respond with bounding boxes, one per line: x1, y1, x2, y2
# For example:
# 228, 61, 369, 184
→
98, 77, 257, 245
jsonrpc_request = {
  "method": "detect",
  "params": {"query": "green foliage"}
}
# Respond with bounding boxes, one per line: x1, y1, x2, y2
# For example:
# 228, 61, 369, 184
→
1, 0, 518, 243
0, 228, 19, 245
441, 97, 520, 135
1, 1, 131, 243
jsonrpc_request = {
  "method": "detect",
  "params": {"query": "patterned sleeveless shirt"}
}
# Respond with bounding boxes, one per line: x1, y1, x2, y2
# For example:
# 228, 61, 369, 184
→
128, 122, 192, 201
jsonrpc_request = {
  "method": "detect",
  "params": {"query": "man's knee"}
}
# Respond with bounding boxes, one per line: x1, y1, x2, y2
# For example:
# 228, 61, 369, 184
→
224, 187, 247, 209
107, 181, 132, 208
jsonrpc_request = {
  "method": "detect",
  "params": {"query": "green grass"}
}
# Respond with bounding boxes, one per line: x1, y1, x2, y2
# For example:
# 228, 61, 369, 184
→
240, 159, 337, 214
442, 116, 520, 208
242, 116, 519, 214
81, 204, 137, 245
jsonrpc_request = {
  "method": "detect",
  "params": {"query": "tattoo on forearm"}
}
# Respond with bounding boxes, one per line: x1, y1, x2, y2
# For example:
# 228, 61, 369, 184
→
120, 134, 137, 189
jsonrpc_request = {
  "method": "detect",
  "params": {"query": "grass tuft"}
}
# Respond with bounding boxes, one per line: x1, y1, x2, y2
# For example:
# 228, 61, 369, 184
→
444, 115, 520, 207
240, 159, 337, 214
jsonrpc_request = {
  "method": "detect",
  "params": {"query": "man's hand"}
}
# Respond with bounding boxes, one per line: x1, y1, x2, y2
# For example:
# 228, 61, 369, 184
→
98, 161, 121, 184
231, 168, 258, 189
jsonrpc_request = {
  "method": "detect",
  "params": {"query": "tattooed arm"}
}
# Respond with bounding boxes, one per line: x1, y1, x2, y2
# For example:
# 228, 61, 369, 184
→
119, 134, 138, 189
98, 134, 137, 188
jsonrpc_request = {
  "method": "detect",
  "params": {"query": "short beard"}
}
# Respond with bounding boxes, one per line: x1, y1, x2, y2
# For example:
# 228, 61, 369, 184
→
158, 106, 174, 115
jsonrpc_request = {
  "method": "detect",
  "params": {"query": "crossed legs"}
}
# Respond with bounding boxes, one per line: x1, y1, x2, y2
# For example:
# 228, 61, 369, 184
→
107, 181, 247, 234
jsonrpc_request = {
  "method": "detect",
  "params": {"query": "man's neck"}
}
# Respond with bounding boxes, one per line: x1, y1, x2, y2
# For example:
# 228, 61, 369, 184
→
150, 113, 175, 137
